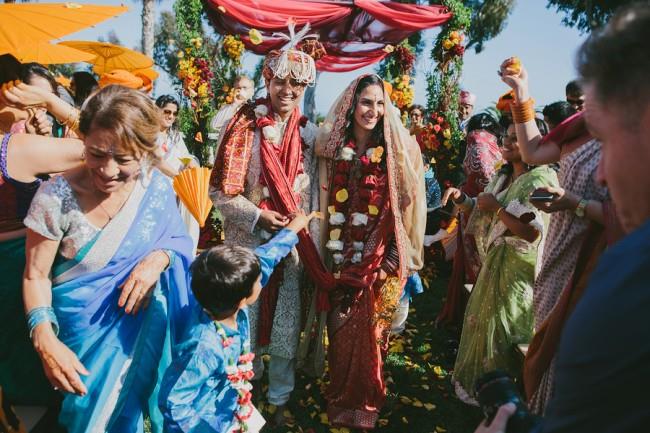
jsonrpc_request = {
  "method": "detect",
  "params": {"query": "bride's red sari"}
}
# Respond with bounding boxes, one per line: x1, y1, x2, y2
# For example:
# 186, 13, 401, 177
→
317, 75, 426, 429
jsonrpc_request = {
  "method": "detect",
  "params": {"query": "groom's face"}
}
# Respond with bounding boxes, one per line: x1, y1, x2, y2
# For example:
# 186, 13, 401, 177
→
266, 76, 306, 119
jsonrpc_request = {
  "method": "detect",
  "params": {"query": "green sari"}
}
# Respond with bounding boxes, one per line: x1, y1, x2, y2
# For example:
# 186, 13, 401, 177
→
452, 165, 558, 403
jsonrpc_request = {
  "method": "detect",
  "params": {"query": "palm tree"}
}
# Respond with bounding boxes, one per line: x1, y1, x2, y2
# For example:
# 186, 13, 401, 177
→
141, 0, 157, 57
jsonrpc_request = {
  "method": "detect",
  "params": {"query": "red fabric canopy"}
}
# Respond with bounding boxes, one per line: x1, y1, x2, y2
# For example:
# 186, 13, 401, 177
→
204, 0, 452, 72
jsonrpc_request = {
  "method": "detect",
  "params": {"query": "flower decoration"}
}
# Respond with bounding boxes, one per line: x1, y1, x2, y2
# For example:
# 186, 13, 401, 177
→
389, 74, 415, 111
214, 321, 256, 433
223, 35, 245, 63
370, 146, 384, 163
249, 28, 264, 46
325, 140, 387, 274
262, 125, 281, 145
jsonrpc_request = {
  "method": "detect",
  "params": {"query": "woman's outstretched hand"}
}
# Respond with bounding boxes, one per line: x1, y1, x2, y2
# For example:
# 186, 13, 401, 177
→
32, 324, 89, 395
118, 250, 170, 314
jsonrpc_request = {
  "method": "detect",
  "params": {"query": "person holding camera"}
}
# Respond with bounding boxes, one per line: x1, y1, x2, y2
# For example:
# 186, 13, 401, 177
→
475, 4, 650, 432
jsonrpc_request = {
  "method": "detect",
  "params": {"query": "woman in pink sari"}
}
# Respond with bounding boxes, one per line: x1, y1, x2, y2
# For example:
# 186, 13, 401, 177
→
316, 74, 426, 429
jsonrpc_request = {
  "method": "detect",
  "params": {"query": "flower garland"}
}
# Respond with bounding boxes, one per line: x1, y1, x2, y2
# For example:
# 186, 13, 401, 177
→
252, 99, 309, 240
214, 321, 256, 432
326, 140, 387, 270
416, 110, 463, 189
378, 40, 418, 117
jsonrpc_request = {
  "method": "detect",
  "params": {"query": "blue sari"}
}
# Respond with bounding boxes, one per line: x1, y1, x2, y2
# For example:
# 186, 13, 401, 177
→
51, 171, 194, 433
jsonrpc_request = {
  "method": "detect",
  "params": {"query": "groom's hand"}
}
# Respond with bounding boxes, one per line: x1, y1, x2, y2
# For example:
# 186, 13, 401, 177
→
258, 210, 289, 233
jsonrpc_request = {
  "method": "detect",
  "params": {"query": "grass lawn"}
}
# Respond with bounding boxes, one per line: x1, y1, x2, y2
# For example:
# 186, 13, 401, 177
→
148, 268, 483, 433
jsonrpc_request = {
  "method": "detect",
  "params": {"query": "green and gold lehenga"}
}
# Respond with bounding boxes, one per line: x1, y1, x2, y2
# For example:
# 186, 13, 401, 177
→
452, 165, 558, 404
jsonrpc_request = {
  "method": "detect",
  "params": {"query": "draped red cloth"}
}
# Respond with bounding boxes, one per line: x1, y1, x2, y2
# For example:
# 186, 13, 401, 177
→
203, 0, 452, 72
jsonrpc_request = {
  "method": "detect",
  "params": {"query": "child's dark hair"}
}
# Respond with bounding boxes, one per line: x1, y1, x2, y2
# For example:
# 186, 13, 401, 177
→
190, 245, 261, 319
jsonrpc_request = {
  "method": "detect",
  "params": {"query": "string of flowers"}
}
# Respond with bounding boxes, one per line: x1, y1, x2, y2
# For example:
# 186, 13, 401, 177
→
424, 0, 471, 188
214, 321, 255, 432
378, 40, 418, 120
326, 141, 387, 272
174, 0, 246, 164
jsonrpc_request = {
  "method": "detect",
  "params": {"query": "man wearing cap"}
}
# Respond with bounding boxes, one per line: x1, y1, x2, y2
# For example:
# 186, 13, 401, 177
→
209, 30, 321, 423
459, 89, 476, 131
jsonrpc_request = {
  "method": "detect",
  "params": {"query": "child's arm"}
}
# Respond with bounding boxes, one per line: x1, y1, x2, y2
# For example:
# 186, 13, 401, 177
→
254, 210, 321, 286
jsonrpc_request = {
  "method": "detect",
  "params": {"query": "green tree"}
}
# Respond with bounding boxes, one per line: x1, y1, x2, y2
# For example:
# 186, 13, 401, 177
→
153, 11, 180, 86
546, 0, 634, 32
464, 0, 516, 53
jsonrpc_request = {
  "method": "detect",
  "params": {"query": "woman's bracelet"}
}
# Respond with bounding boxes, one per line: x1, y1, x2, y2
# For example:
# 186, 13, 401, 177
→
511, 98, 536, 124
27, 306, 59, 339
496, 207, 505, 217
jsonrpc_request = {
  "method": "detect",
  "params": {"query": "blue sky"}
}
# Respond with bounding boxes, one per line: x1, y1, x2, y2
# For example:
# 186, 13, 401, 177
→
64, 0, 587, 114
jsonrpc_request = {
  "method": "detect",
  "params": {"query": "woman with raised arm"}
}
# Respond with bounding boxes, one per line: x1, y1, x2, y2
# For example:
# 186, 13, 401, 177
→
499, 58, 620, 414
317, 74, 426, 430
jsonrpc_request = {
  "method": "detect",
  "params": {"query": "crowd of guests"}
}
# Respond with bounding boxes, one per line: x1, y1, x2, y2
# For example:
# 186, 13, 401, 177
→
1, 4, 649, 433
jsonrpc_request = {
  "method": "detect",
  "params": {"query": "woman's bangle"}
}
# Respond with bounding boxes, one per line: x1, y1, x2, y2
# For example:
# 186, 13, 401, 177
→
27, 306, 59, 339
511, 98, 536, 124
496, 207, 505, 217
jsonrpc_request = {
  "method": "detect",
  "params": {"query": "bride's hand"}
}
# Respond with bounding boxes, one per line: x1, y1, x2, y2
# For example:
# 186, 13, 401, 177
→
118, 250, 170, 314
32, 324, 89, 395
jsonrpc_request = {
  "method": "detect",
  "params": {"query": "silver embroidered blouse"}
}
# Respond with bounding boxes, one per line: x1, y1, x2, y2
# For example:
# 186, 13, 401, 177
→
24, 176, 100, 259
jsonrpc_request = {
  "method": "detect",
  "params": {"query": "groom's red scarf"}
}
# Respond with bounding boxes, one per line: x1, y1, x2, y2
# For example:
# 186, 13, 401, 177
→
211, 99, 336, 347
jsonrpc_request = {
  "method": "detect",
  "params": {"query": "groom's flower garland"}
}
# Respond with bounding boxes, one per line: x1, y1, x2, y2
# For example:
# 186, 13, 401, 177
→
215, 321, 255, 432
253, 99, 310, 239
326, 140, 387, 270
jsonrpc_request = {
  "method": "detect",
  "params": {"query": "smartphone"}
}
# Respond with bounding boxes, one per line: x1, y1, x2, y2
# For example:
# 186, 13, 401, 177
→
530, 190, 556, 202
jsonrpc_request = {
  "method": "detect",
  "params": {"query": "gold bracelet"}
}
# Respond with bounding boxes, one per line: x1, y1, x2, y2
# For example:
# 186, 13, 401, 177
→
511, 98, 536, 124
496, 207, 505, 217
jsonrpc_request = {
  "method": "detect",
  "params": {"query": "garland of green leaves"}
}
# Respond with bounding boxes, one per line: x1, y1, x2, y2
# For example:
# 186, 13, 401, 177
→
424, 0, 471, 188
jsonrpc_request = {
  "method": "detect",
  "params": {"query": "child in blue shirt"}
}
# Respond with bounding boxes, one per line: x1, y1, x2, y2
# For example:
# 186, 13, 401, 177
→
159, 211, 318, 433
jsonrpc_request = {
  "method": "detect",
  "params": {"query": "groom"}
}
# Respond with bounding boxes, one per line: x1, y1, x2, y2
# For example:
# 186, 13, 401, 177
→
209, 42, 320, 423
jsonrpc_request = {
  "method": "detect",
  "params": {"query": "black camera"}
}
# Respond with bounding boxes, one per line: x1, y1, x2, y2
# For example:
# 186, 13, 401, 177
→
475, 370, 542, 433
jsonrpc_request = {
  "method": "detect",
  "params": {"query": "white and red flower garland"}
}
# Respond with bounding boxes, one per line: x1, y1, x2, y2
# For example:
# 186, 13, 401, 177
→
253, 99, 310, 240
215, 321, 256, 432
326, 140, 387, 270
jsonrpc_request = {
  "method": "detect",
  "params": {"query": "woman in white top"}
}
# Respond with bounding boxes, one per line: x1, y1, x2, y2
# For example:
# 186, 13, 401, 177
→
155, 95, 200, 253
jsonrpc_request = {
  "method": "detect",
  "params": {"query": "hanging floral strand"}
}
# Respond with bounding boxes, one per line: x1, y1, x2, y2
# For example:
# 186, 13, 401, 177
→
424, 0, 471, 188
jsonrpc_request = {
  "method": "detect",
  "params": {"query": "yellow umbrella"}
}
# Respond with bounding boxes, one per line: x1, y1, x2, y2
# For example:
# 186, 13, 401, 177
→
12, 41, 95, 65
59, 40, 153, 74
0, 3, 128, 55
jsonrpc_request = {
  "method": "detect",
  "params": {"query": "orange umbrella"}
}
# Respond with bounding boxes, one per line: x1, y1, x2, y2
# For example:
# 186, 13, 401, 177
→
0, 3, 128, 55
11, 41, 95, 65
59, 40, 153, 74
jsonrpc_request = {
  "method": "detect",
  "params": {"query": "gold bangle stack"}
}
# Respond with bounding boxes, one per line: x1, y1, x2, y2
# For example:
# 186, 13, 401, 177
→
511, 98, 536, 124
59, 106, 80, 132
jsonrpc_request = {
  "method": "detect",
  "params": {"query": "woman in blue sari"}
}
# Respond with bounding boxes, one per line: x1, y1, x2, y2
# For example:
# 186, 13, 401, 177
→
22, 85, 194, 433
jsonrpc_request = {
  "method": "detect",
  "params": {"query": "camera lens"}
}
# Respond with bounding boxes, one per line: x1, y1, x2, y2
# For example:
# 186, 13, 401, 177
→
475, 370, 541, 433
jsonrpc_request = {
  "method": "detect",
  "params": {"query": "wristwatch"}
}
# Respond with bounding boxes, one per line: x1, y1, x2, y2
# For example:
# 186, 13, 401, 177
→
575, 198, 588, 218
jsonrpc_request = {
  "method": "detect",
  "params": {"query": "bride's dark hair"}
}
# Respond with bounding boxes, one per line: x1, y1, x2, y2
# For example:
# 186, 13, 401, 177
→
344, 75, 386, 146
